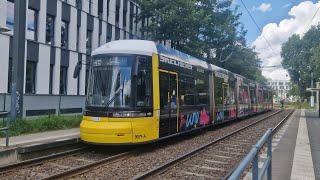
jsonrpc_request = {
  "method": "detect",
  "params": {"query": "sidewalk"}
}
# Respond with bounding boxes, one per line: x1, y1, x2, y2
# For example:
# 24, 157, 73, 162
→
244, 109, 319, 180
0, 128, 79, 147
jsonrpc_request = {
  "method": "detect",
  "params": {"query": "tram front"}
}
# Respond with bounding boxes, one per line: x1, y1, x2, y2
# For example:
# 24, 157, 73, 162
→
73, 41, 159, 144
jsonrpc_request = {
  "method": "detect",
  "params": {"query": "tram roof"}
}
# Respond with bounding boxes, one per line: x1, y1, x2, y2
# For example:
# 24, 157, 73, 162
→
92, 40, 267, 87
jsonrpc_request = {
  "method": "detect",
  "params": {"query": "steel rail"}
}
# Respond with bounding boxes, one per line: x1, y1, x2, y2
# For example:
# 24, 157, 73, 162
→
41, 150, 135, 180
132, 110, 288, 180
0, 147, 87, 174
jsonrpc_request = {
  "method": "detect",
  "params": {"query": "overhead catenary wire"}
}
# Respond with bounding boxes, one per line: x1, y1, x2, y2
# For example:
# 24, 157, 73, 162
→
239, 0, 278, 57
304, 3, 320, 34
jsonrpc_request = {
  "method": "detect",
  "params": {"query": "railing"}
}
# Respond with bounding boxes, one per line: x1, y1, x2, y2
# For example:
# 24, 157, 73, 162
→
0, 111, 10, 147
228, 128, 272, 180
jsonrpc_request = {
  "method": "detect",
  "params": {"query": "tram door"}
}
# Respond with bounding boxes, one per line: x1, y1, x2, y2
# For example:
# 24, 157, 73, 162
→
159, 70, 178, 137
223, 83, 230, 120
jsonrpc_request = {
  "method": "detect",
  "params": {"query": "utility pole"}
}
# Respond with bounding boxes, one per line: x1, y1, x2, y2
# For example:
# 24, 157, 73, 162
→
10, 0, 26, 119
311, 72, 314, 107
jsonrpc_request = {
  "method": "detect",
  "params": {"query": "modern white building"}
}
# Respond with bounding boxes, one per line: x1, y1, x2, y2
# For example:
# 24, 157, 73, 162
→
0, 0, 143, 117
267, 79, 293, 102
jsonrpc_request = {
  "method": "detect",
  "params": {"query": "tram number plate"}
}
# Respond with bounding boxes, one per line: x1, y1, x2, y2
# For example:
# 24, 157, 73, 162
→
92, 117, 100, 122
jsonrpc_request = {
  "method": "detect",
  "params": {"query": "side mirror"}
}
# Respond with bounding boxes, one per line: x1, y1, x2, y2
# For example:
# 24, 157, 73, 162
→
73, 62, 81, 78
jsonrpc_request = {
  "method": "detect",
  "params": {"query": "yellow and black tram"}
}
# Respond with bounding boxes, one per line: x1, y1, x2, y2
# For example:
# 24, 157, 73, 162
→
73, 40, 273, 145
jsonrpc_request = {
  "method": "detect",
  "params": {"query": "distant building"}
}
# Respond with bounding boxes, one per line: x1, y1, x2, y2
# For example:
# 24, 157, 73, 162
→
267, 79, 293, 102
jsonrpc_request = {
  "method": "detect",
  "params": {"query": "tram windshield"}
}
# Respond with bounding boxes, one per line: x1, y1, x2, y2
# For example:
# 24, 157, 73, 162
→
86, 55, 152, 109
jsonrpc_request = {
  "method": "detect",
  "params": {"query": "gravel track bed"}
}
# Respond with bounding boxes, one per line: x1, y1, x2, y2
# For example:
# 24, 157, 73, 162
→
153, 110, 290, 180
0, 150, 110, 179
67, 110, 282, 179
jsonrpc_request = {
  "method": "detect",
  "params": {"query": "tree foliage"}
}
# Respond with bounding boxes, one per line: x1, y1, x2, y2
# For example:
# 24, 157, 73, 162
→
281, 25, 320, 99
137, 0, 265, 83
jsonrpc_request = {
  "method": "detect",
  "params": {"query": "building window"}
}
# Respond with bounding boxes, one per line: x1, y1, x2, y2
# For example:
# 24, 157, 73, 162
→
107, 23, 112, 42
115, 5, 120, 25
85, 69, 89, 94
76, 26, 80, 51
130, 2, 134, 31
77, 54, 82, 95
115, 27, 120, 40
135, 6, 138, 33
26, 61, 37, 94
6, 0, 14, 31
49, 65, 54, 94
27, 8, 38, 41
86, 30, 92, 54
76, 0, 82, 9
123, 30, 126, 39
123, 10, 127, 26
89, 0, 92, 14
60, 66, 68, 94
61, 20, 69, 48
107, 0, 110, 18
46, 15, 55, 44
7, 58, 12, 93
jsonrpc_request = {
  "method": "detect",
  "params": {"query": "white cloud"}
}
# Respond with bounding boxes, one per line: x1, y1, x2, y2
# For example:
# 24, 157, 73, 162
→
252, 3, 272, 13
282, 3, 292, 8
251, 1, 320, 81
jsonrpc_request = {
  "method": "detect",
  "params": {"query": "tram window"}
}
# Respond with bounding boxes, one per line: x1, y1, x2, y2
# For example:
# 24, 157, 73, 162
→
258, 90, 263, 103
195, 76, 209, 105
180, 75, 195, 106
214, 77, 224, 105
239, 85, 249, 104
264, 91, 268, 102
250, 88, 256, 104
230, 87, 235, 105
136, 57, 152, 107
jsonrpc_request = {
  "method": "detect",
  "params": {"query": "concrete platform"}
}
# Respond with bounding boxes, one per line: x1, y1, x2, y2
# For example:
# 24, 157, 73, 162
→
0, 128, 80, 165
244, 109, 319, 180
0, 128, 79, 147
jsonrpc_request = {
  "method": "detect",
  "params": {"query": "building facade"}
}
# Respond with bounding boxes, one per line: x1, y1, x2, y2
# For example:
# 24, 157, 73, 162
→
267, 79, 292, 102
0, 0, 143, 117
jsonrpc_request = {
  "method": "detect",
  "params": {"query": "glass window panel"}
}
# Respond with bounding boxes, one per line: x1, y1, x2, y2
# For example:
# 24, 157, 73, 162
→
6, 0, 14, 34
27, 8, 37, 40
61, 20, 68, 48
46, 15, 55, 44
26, 61, 36, 94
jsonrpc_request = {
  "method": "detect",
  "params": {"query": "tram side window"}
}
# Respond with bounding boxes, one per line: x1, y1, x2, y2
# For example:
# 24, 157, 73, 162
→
239, 85, 249, 104
250, 88, 256, 104
264, 90, 268, 102
136, 57, 152, 107
258, 90, 263, 103
180, 75, 195, 106
195, 75, 209, 105
214, 77, 224, 105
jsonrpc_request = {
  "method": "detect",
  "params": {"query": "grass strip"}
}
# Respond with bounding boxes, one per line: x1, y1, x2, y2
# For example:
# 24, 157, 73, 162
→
0, 115, 82, 138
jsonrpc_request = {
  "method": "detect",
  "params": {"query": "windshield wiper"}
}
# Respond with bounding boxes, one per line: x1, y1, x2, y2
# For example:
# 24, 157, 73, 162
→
104, 88, 124, 109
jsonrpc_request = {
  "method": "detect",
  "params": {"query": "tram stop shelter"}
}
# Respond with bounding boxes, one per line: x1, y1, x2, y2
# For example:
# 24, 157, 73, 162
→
307, 82, 320, 117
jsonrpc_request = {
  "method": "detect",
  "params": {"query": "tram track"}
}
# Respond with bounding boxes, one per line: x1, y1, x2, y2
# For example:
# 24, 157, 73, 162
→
52, 110, 286, 180
133, 110, 294, 180
0, 110, 287, 180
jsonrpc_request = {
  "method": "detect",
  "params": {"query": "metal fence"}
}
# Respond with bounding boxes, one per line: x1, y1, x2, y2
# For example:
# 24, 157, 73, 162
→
0, 93, 86, 118
228, 128, 273, 180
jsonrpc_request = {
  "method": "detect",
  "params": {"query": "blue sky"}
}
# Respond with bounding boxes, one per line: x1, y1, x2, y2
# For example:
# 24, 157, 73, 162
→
232, 0, 320, 80
236, 0, 319, 45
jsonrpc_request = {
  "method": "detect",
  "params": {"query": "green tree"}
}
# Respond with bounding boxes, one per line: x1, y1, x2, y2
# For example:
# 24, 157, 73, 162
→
281, 25, 320, 99
138, 0, 265, 83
